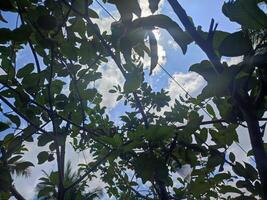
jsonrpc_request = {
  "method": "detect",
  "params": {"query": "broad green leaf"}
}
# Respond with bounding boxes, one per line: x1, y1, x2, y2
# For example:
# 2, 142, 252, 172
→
189, 60, 216, 82
223, 0, 267, 29
244, 162, 258, 181
219, 185, 242, 194
142, 125, 174, 142
11, 25, 32, 42
99, 135, 122, 148
149, 0, 160, 13
218, 31, 252, 57
148, 31, 158, 75
190, 179, 210, 196
0, 122, 9, 132
131, 14, 191, 54
51, 79, 65, 94
0, 0, 15, 11
206, 104, 216, 117
123, 70, 143, 93
37, 15, 57, 30
108, 0, 141, 21
17, 63, 34, 78
5, 114, 20, 127
212, 31, 230, 51
38, 134, 53, 147
233, 162, 246, 177
88, 8, 99, 18
133, 153, 168, 183
195, 128, 208, 144
207, 152, 225, 169
229, 152, 235, 163
60, 42, 78, 60
72, 0, 93, 15
0, 28, 12, 43
37, 151, 49, 164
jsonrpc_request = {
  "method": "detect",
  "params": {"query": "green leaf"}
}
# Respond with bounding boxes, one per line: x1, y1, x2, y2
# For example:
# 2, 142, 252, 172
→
233, 162, 246, 177
133, 153, 168, 183
37, 151, 49, 164
123, 70, 143, 93
51, 79, 65, 94
60, 42, 77, 60
148, 31, 158, 75
8, 155, 22, 164
218, 31, 252, 57
244, 162, 258, 181
37, 15, 57, 30
190, 179, 210, 196
108, 0, 141, 21
207, 152, 225, 169
17, 63, 34, 78
206, 104, 216, 117
148, 0, 160, 13
131, 14, 190, 54
109, 89, 117, 93
38, 134, 53, 147
0, 0, 15, 11
229, 152, 235, 163
190, 60, 216, 82
0, 28, 12, 43
142, 125, 174, 143
223, 0, 267, 29
11, 25, 32, 42
0, 122, 9, 132
219, 185, 242, 194
88, 8, 99, 18
4, 114, 20, 127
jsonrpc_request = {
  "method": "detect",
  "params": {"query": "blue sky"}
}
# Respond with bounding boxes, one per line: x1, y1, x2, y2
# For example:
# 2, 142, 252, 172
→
1, 1, 261, 199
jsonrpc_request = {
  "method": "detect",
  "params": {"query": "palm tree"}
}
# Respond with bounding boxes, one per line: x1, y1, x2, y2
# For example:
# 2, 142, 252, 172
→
0, 147, 33, 200
36, 161, 103, 200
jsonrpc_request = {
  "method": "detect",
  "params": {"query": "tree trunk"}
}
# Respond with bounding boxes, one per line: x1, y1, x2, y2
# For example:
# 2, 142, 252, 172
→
10, 186, 26, 200
242, 108, 267, 199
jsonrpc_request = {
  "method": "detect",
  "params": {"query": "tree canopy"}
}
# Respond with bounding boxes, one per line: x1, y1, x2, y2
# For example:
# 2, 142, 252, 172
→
0, 0, 267, 199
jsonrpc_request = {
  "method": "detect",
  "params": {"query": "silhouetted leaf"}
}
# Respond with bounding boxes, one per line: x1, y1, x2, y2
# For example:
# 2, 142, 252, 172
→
148, 31, 158, 75
0, 122, 9, 132
37, 15, 57, 30
37, 151, 49, 164
131, 15, 190, 54
218, 31, 252, 57
223, 0, 267, 29
17, 63, 34, 78
149, 0, 160, 13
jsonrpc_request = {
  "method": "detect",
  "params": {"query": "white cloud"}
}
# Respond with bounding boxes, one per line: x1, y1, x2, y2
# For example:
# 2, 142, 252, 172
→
96, 60, 124, 110
222, 56, 243, 66
166, 71, 206, 105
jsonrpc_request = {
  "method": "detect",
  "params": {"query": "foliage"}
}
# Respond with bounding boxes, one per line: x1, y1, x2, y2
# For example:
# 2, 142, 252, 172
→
0, 0, 266, 199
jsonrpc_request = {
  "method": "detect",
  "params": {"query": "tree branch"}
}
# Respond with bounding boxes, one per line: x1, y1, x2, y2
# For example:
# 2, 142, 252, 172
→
167, 0, 225, 74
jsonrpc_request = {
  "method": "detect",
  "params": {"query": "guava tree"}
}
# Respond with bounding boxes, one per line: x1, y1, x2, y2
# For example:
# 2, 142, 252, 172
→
0, 0, 266, 200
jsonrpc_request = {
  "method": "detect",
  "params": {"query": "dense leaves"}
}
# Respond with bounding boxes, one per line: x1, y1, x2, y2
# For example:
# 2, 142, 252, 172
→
0, 0, 266, 199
